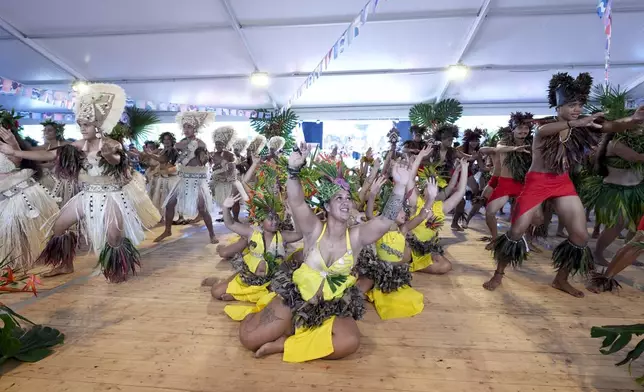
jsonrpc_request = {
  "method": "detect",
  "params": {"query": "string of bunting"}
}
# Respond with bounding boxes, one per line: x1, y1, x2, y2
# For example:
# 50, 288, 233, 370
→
596, 0, 613, 85
0, 76, 271, 120
280, 0, 384, 113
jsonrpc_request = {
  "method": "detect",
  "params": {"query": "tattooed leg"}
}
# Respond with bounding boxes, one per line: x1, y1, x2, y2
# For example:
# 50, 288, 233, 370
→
239, 298, 293, 352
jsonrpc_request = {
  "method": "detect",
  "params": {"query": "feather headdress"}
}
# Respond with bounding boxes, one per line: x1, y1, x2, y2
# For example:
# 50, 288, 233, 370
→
508, 112, 535, 130
432, 124, 459, 141
268, 136, 285, 151
41, 119, 65, 140
248, 135, 267, 155
176, 111, 215, 131
232, 137, 249, 152
548, 72, 593, 108
74, 83, 126, 133
462, 127, 486, 144
410, 125, 428, 137
212, 126, 237, 148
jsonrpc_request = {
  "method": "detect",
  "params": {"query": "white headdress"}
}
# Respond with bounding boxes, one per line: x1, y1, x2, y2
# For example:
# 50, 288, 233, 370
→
232, 137, 249, 152
176, 111, 215, 132
248, 135, 267, 155
74, 83, 126, 135
268, 136, 285, 151
212, 126, 237, 148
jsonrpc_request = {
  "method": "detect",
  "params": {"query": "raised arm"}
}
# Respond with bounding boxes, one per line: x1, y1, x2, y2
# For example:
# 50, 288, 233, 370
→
281, 230, 304, 244
242, 154, 261, 184
358, 158, 381, 206
401, 178, 438, 234
365, 176, 387, 220
442, 158, 469, 213
407, 146, 432, 193
287, 142, 322, 238
355, 162, 410, 248
0, 141, 57, 162
601, 106, 644, 133
436, 169, 460, 201
222, 195, 254, 237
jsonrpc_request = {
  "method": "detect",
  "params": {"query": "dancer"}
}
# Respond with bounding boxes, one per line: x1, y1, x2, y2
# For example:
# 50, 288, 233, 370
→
155, 112, 217, 244
587, 215, 644, 293
1, 84, 161, 281
478, 114, 533, 247
210, 126, 238, 221
230, 137, 250, 222
0, 110, 59, 270
212, 191, 303, 320
582, 129, 644, 266
484, 72, 644, 297
237, 142, 409, 362
137, 132, 179, 221
453, 128, 486, 230
37, 120, 79, 206
402, 125, 428, 157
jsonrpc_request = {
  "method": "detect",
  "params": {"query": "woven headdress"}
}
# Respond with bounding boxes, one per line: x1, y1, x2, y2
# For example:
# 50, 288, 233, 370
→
74, 83, 126, 134
212, 126, 237, 148
41, 119, 65, 140
508, 112, 535, 130
248, 135, 267, 155
232, 137, 249, 152
312, 157, 359, 204
268, 136, 285, 151
176, 111, 215, 131
548, 72, 593, 108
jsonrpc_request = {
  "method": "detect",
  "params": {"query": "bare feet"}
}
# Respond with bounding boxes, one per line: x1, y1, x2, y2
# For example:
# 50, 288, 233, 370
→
483, 271, 504, 291
210, 235, 219, 244
586, 282, 603, 294
154, 231, 172, 243
201, 277, 220, 287
255, 336, 286, 358
43, 265, 74, 278
552, 279, 585, 298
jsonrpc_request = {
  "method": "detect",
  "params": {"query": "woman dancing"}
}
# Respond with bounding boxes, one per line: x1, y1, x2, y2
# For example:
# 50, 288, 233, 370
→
237, 142, 410, 362
137, 132, 179, 221
0, 84, 160, 281
36, 120, 79, 206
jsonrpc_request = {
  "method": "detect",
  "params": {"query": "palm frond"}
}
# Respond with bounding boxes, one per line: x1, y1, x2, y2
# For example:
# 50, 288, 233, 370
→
409, 99, 463, 130
591, 324, 644, 385
585, 84, 635, 121
251, 109, 299, 153
124, 107, 160, 146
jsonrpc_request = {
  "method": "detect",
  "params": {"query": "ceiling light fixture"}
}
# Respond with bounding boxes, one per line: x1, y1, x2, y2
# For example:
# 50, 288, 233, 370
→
250, 72, 270, 87
72, 81, 89, 93
447, 64, 469, 81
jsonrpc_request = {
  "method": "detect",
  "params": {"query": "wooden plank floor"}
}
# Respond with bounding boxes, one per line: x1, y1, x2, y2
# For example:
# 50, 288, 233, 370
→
1, 215, 643, 392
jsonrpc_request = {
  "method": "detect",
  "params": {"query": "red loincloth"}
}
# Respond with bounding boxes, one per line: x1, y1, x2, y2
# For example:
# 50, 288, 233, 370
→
511, 171, 577, 223
487, 175, 500, 188
488, 176, 523, 203
638, 215, 644, 231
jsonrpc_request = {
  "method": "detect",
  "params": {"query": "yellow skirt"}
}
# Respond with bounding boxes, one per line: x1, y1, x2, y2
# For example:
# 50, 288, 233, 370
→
410, 251, 434, 271
225, 274, 270, 303
284, 316, 336, 363
366, 286, 424, 320
224, 291, 276, 321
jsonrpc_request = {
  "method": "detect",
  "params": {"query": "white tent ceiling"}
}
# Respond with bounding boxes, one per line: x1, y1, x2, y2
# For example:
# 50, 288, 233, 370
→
1, 0, 643, 120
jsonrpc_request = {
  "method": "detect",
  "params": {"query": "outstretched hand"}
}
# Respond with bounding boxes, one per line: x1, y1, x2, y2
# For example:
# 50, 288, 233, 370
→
572, 112, 604, 129
391, 162, 412, 187
424, 177, 439, 201
0, 127, 16, 145
417, 145, 432, 159
370, 175, 387, 196
0, 141, 15, 156
288, 142, 309, 169
633, 105, 644, 123
514, 146, 531, 154
223, 194, 241, 209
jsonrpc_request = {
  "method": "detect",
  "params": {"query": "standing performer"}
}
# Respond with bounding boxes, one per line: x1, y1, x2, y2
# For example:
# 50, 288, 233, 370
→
37, 120, 79, 206
402, 125, 428, 157
155, 112, 217, 244
483, 72, 644, 297
478, 114, 533, 247
581, 128, 644, 266
231, 137, 250, 222
138, 132, 179, 221
0, 111, 59, 270
210, 126, 238, 221
453, 128, 486, 230
1, 84, 161, 281
237, 143, 410, 362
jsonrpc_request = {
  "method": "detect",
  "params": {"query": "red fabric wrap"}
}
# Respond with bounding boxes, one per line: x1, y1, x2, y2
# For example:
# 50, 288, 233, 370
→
488, 177, 524, 203
637, 215, 644, 231
511, 172, 577, 223
487, 175, 500, 188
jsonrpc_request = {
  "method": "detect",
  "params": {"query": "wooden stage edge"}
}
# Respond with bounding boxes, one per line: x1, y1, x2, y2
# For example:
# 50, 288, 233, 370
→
0, 217, 643, 392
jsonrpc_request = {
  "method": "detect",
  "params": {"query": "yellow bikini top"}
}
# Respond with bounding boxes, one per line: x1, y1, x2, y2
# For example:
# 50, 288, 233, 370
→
376, 231, 406, 263
243, 228, 284, 273
292, 224, 356, 301
411, 198, 445, 241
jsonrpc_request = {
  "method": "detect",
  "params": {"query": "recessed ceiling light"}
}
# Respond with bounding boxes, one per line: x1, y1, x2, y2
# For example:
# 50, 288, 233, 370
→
250, 72, 270, 87
72, 81, 89, 93
447, 64, 469, 81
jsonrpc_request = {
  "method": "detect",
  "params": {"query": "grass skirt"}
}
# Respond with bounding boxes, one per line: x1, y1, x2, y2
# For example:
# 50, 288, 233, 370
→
148, 174, 179, 216
0, 169, 59, 270
580, 176, 644, 232
39, 168, 79, 207
163, 166, 213, 219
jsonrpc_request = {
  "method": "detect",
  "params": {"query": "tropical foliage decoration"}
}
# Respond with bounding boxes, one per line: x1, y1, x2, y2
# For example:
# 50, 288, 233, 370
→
250, 109, 299, 153
591, 324, 644, 385
409, 99, 463, 132
108, 107, 160, 147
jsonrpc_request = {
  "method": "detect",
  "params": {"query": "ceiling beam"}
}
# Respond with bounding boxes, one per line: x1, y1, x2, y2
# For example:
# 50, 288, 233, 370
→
18, 61, 644, 87
4, 2, 643, 41
435, 0, 492, 101
624, 73, 644, 95
0, 15, 86, 80
219, 0, 278, 109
